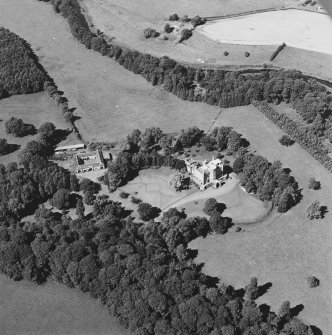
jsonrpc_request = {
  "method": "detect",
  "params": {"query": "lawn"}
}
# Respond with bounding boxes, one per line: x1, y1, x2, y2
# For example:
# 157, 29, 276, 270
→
0, 92, 78, 165
180, 180, 270, 224
0, 275, 129, 335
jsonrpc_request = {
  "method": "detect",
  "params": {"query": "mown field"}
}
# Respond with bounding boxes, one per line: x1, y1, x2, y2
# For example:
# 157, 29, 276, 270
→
0, 93, 77, 165
0, 275, 129, 335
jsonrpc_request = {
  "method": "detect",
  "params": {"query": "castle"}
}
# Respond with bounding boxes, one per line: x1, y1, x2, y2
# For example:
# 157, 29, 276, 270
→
185, 157, 228, 191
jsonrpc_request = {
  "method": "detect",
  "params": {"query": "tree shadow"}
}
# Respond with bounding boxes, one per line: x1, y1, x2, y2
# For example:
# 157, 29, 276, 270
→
123, 208, 133, 218
217, 202, 227, 214
259, 303, 271, 320
233, 287, 245, 298
6, 143, 21, 155
72, 115, 81, 122
69, 107, 77, 113
53, 128, 71, 144
186, 248, 198, 260
283, 167, 292, 174
320, 206, 328, 218
257, 282, 272, 298
150, 206, 162, 220
310, 325, 323, 335
290, 304, 304, 317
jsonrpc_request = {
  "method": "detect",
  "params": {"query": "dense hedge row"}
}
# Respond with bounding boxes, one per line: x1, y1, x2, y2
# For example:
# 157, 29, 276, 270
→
0, 28, 49, 98
46, 0, 332, 173
270, 43, 286, 61
252, 101, 332, 172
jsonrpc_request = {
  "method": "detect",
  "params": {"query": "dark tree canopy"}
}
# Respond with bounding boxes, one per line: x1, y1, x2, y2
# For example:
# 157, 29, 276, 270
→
50, 188, 71, 210
5, 117, 36, 137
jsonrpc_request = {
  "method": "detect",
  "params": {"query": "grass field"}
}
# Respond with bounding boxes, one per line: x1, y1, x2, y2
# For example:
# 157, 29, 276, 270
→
0, 93, 78, 165
82, 0, 332, 81
0, 0, 331, 333
0, 275, 129, 335
82, 0, 278, 66
0, 0, 227, 142
190, 105, 332, 334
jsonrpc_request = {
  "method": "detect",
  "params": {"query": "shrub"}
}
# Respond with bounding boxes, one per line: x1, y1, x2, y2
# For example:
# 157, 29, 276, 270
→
307, 276, 319, 288
169, 13, 179, 21
137, 203, 160, 221
180, 15, 190, 23
245, 52, 250, 57
233, 157, 245, 174
203, 198, 225, 216
308, 177, 321, 190
164, 23, 173, 33
143, 28, 159, 38
279, 135, 295, 146
169, 173, 189, 191
50, 188, 71, 210
119, 191, 129, 199
5, 117, 36, 137
277, 192, 294, 213
306, 201, 322, 220
224, 51, 229, 56
179, 28, 192, 42
270, 42, 286, 61
191, 15, 206, 28
131, 196, 142, 204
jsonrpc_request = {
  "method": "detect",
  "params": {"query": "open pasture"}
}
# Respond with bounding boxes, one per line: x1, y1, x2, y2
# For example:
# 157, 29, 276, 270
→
83, 0, 284, 22
82, 0, 277, 66
190, 104, 332, 334
0, 93, 77, 165
0, 275, 129, 335
0, 0, 225, 142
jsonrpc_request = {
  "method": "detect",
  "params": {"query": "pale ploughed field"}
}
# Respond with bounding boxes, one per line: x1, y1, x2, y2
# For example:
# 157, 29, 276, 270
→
198, 10, 332, 55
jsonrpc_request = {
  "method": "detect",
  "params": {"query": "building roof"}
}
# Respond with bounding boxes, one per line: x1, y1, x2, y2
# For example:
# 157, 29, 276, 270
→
55, 143, 85, 151
75, 149, 105, 169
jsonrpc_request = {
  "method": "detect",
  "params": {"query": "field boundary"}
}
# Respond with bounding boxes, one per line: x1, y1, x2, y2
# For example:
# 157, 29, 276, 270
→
203, 6, 328, 21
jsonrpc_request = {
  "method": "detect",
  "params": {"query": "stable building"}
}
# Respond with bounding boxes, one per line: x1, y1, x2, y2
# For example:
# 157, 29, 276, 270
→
55, 143, 85, 154
185, 157, 228, 191
74, 149, 106, 173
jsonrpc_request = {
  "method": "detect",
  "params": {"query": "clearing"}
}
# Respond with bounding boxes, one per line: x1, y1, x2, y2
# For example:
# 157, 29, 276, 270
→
0, 275, 129, 335
0, 92, 78, 165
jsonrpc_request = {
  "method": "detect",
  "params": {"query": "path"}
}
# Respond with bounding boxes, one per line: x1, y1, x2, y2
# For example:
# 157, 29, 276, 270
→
162, 177, 238, 211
